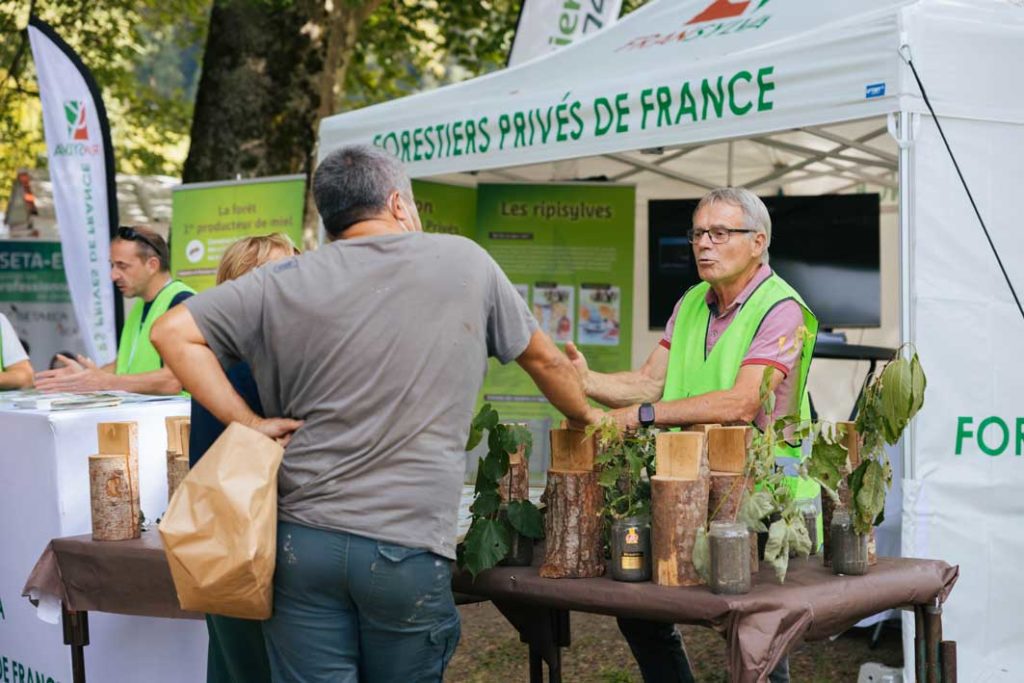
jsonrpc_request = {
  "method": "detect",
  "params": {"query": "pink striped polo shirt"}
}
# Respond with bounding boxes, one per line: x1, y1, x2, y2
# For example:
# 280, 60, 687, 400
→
660, 264, 805, 428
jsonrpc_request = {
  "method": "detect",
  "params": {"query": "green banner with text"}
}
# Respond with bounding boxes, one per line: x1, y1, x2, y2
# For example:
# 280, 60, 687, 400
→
411, 180, 477, 237
476, 182, 635, 420
170, 176, 305, 292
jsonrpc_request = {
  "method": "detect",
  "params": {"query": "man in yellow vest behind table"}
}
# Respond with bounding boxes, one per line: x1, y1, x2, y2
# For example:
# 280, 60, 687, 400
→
564, 188, 818, 683
35, 225, 194, 395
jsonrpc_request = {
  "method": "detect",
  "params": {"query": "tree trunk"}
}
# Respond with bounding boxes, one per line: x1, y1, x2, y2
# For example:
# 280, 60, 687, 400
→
183, 0, 333, 182
539, 470, 604, 578
499, 451, 529, 502
89, 455, 137, 541
651, 475, 710, 587
97, 422, 140, 537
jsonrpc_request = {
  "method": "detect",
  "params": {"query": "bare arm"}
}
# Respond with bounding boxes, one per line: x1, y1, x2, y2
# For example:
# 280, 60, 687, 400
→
0, 359, 34, 389
34, 354, 182, 395
517, 330, 603, 426
151, 305, 302, 442
565, 342, 667, 408
609, 364, 784, 430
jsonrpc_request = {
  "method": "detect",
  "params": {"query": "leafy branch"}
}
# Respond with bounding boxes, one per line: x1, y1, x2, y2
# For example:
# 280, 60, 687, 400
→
458, 404, 542, 577
588, 419, 657, 521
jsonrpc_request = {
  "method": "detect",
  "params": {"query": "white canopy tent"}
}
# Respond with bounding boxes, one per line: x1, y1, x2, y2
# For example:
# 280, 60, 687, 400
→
319, 1, 1024, 678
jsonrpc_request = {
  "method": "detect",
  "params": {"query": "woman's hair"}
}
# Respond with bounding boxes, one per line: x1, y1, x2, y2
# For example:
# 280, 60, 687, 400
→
216, 233, 299, 284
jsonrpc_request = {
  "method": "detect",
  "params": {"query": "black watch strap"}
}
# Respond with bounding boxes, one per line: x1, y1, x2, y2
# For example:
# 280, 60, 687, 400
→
638, 402, 655, 427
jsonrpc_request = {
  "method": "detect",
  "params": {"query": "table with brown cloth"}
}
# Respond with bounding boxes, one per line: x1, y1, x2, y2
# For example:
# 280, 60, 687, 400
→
24, 533, 958, 683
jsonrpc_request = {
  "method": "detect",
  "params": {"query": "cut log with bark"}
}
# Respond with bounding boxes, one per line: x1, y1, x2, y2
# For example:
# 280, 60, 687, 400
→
651, 475, 710, 587
708, 472, 750, 523
97, 422, 140, 538
499, 449, 529, 502
178, 421, 191, 463
165, 416, 189, 454
167, 455, 190, 502
707, 426, 750, 474
89, 455, 137, 541
655, 432, 704, 479
539, 470, 604, 578
549, 428, 595, 472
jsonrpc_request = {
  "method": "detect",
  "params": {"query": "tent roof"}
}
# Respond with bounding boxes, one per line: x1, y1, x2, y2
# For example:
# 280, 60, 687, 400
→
318, 0, 1024, 179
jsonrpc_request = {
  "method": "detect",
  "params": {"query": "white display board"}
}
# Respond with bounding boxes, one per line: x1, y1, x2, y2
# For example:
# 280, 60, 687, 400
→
0, 399, 206, 683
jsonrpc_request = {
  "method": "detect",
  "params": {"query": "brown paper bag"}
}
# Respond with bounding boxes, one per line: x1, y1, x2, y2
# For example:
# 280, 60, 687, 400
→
159, 422, 283, 619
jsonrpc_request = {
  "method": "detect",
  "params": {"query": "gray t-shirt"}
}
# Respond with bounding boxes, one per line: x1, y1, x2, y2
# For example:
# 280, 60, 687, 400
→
185, 233, 537, 558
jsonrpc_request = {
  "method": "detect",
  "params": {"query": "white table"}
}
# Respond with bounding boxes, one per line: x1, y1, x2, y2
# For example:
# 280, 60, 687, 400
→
0, 398, 207, 683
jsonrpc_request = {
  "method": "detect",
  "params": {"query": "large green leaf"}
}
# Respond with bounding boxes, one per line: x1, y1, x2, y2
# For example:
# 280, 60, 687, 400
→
880, 359, 913, 444
853, 460, 887, 534
460, 518, 511, 577
692, 527, 710, 584
506, 500, 544, 539
465, 426, 484, 452
472, 404, 499, 432
508, 424, 533, 461
599, 464, 623, 488
481, 447, 510, 482
909, 354, 927, 418
470, 489, 501, 517
738, 490, 774, 533
807, 438, 848, 492
787, 515, 812, 558
763, 519, 790, 583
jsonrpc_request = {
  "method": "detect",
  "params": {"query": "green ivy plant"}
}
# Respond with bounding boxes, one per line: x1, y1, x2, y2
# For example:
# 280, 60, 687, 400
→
804, 346, 927, 535
588, 419, 658, 520
458, 404, 544, 577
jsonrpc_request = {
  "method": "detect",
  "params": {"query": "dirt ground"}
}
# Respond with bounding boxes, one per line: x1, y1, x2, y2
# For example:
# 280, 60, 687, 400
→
446, 601, 903, 682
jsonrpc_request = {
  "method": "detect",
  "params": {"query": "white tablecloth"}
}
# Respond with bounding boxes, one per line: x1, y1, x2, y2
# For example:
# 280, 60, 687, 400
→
0, 399, 207, 683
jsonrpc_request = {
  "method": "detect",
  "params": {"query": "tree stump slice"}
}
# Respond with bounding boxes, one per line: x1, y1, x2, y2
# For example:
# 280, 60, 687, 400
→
167, 456, 190, 502
97, 422, 140, 538
89, 455, 137, 541
539, 470, 604, 578
708, 472, 750, 523
499, 452, 530, 502
707, 426, 750, 474
651, 475, 710, 587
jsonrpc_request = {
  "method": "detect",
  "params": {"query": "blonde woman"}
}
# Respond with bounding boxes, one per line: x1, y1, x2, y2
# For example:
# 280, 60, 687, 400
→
188, 233, 297, 683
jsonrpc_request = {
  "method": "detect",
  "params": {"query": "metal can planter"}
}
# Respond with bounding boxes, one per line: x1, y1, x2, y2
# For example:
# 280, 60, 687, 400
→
830, 510, 868, 576
610, 515, 651, 582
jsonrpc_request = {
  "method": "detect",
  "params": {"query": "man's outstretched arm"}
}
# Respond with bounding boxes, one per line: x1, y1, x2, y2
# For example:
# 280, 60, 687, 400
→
565, 341, 668, 408
517, 330, 604, 427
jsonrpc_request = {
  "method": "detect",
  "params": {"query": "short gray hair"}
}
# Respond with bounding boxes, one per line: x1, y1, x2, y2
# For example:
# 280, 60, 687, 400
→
694, 187, 772, 264
313, 144, 413, 238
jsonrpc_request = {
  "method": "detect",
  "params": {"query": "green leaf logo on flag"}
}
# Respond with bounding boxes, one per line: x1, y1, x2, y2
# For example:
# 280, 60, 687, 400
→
63, 100, 89, 141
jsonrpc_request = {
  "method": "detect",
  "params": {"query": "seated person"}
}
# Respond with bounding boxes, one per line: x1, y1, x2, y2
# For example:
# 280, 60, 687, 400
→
0, 312, 34, 389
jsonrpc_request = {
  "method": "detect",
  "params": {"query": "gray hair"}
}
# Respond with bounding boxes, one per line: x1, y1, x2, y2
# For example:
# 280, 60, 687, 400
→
313, 144, 413, 238
694, 187, 772, 264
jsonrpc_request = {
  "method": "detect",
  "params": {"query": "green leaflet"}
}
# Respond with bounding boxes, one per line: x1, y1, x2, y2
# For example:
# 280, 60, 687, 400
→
909, 354, 927, 418
738, 490, 773, 533
854, 460, 887, 534
481, 446, 510, 482
461, 518, 510, 577
692, 526, 711, 584
470, 488, 501, 517
506, 500, 544, 539
880, 359, 913, 444
787, 514, 812, 558
763, 519, 790, 583
807, 437, 848, 492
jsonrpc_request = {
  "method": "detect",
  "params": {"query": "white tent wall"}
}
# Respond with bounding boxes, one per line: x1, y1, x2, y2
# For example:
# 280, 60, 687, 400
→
902, 113, 1024, 682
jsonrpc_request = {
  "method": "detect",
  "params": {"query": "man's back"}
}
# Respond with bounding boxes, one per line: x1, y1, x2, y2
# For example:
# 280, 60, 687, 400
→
186, 232, 535, 558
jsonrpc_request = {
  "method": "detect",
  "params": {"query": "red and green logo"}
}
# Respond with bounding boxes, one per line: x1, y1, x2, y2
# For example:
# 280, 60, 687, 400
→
64, 100, 89, 140
687, 0, 770, 25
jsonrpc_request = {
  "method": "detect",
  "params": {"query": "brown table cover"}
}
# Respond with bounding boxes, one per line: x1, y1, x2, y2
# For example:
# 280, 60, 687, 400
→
24, 533, 957, 683
452, 556, 958, 683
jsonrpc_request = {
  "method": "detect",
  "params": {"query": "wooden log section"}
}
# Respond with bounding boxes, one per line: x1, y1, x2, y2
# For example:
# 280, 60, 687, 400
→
654, 432, 705, 480
89, 455, 137, 541
707, 426, 750, 474
499, 449, 530, 502
167, 456, 190, 502
97, 422, 140, 538
539, 470, 604, 578
165, 416, 189, 453
549, 429, 595, 472
178, 421, 191, 463
651, 474, 709, 587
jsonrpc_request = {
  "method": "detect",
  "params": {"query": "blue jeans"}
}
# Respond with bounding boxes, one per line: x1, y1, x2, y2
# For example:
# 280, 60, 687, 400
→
262, 521, 460, 682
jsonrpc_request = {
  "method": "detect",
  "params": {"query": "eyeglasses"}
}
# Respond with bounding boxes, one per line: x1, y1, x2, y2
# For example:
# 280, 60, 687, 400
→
687, 227, 756, 244
117, 225, 161, 253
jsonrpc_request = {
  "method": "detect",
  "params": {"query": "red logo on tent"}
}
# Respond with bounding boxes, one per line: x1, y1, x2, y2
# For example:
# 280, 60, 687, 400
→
687, 0, 752, 25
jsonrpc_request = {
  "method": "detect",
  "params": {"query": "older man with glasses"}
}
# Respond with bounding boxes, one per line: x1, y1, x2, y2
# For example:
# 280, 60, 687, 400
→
35, 225, 195, 395
564, 187, 819, 683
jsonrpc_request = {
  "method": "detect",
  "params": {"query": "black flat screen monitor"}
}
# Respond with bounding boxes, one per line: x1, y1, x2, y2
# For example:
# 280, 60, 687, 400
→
648, 194, 881, 329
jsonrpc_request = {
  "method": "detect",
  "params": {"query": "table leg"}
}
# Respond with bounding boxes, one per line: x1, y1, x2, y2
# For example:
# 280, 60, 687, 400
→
61, 603, 89, 683
940, 641, 957, 682
924, 605, 943, 683
914, 605, 926, 683
494, 601, 569, 683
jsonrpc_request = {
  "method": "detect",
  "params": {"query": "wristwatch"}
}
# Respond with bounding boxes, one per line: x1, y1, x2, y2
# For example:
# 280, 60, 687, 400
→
638, 402, 656, 428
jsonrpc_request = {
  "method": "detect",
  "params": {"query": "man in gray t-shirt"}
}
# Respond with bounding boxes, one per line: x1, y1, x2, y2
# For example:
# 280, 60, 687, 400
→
152, 144, 600, 682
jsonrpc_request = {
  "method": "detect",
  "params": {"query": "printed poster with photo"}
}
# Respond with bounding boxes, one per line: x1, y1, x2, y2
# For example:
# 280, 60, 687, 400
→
532, 283, 574, 343
578, 284, 620, 346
